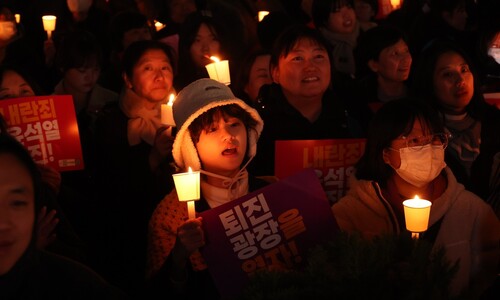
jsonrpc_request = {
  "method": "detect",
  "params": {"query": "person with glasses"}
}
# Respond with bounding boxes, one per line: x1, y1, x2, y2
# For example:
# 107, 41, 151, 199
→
332, 97, 499, 299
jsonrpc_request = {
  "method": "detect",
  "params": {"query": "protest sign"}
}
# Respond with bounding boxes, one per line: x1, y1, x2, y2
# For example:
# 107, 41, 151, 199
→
275, 139, 366, 205
200, 169, 338, 299
484, 93, 500, 109
0, 95, 83, 171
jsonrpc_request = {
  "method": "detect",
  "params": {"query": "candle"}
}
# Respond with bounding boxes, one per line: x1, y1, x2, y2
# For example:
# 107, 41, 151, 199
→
154, 21, 165, 32
390, 0, 401, 9
161, 94, 175, 126
258, 11, 269, 22
15, 14, 21, 24
172, 167, 200, 219
402, 195, 432, 239
42, 15, 57, 39
205, 56, 231, 85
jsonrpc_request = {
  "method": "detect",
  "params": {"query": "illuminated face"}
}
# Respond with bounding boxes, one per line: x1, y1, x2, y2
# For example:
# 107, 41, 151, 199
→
326, 5, 357, 34
195, 113, 247, 178
244, 54, 272, 103
124, 49, 174, 104
63, 64, 100, 94
272, 38, 331, 100
433, 52, 474, 114
0, 70, 35, 100
0, 153, 35, 276
369, 39, 412, 82
190, 23, 221, 68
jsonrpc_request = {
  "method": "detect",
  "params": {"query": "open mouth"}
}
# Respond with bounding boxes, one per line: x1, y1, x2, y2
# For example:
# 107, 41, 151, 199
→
222, 147, 237, 155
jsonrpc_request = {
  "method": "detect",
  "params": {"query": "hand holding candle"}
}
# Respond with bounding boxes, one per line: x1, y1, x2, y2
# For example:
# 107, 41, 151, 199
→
173, 167, 200, 219
161, 94, 175, 126
403, 195, 432, 239
42, 15, 56, 40
205, 56, 231, 85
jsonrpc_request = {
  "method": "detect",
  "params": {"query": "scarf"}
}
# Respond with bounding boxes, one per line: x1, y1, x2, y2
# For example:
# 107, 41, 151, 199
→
444, 113, 481, 176
119, 88, 164, 146
319, 23, 360, 76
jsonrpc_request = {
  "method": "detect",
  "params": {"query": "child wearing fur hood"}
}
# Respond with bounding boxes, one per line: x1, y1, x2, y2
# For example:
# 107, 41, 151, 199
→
147, 79, 269, 298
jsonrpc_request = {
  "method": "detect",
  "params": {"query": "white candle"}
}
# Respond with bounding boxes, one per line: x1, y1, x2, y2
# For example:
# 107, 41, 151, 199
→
258, 11, 269, 22
42, 15, 57, 39
154, 21, 165, 32
390, 0, 401, 9
15, 14, 21, 24
402, 195, 432, 239
172, 167, 200, 219
161, 94, 175, 126
205, 56, 231, 85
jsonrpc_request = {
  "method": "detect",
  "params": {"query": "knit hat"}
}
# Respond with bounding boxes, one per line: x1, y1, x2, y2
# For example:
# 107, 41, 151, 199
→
172, 78, 263, 172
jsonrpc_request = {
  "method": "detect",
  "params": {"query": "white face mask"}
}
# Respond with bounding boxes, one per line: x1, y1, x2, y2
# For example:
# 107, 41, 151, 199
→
488, 47, 500, 65
67, 0, 92, 13
393, 144, 446, 188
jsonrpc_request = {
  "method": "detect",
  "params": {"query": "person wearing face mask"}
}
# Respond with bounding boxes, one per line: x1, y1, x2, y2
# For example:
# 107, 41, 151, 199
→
332, 97, 499, 299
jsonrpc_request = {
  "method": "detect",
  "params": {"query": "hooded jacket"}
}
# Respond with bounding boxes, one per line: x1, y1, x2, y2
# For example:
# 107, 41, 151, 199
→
332, 167, 499, 297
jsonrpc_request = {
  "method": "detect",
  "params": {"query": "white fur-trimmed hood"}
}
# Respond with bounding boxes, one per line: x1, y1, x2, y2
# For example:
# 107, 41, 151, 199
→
172, 79, 263, 171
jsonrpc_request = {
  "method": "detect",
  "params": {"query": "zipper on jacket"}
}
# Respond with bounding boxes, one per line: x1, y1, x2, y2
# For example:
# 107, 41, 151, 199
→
371, 181, 400, 234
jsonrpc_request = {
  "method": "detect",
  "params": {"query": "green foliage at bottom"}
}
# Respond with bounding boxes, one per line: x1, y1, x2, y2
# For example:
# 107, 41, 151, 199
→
239, 233, 458, 300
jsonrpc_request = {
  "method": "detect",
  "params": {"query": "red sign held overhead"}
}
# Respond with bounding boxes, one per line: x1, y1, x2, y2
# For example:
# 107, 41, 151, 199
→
0, 95, 84, 172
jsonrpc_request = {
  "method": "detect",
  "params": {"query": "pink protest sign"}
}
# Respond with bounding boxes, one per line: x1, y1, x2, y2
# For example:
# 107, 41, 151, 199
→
275, 139, 366, 205
200, 169, 338, 299
0, 95, 84, 171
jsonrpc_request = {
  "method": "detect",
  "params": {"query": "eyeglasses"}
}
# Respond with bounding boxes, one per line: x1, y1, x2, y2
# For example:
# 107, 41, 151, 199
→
395, 133, 450, 151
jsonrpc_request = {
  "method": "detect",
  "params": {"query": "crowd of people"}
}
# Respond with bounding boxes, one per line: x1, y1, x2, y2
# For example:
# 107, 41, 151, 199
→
0, 0, 499, 299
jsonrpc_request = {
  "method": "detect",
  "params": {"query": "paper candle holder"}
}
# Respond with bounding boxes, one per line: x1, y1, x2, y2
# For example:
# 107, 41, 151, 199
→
403, 196, 432, 239
173, 169, 200, 202
154, 21, 165, 32
173, 168, 200, 219
161, 94, 175, 126
42, 15, 57, 39
258, 11, 270, 22
205, 56, 231, 85
390, 0, 401, 9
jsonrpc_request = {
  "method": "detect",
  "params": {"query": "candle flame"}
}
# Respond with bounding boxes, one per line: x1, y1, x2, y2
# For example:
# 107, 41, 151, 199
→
168, 94, 175, 105
414, 195, 420, 200
188, 167, 192, 173
210, 56, 220, 63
